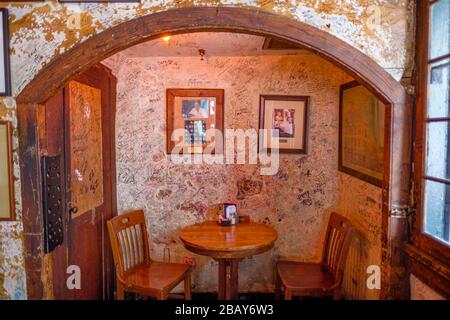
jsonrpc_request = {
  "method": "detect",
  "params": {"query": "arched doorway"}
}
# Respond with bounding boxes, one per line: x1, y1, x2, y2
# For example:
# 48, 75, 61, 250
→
15, 6, 411, 299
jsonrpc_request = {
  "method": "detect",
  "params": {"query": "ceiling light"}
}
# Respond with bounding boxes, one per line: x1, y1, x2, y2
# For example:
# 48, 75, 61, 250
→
162, 35, 171, 44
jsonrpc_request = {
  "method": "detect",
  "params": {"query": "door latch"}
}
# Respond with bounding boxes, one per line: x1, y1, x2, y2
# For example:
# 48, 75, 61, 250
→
41, 155, 64, 253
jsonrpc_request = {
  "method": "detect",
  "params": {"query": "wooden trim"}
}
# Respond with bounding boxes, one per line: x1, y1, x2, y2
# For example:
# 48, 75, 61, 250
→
424, 176, 450, 186
14, 6, 410, 299
428, 53, 450, 65
258, 94, 309, 154
0, 8, 11, 96
405, 244, 450, 298
0, 121, 15, 221
412, 0, 430, 247
426, 117, 450, 122
107, 67, 118, 300
17, 103, 45, 299
405, 244, 450, 283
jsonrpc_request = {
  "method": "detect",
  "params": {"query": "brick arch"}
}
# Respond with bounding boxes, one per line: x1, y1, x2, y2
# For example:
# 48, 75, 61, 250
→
16, 6, 411, 299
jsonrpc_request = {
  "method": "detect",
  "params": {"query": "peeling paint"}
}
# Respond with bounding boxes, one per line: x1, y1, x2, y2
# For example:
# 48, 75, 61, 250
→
2, 1, 414, 96
0, 223, 26, 299
0, 97, 25, 300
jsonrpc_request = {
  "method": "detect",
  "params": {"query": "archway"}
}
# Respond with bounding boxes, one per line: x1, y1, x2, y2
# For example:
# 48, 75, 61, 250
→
15, 6, 411, 299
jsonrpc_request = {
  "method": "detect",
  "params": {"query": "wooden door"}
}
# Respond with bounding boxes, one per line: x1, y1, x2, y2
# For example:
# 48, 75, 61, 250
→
48, 64, 117, 300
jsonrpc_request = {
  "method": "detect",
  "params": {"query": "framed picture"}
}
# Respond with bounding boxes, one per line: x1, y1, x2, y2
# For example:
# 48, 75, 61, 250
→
0, 121, 15, 221
339, 81, 385, 187
259, 95, 309, 154
0, 9, 11, 97
166, 89, 224, 154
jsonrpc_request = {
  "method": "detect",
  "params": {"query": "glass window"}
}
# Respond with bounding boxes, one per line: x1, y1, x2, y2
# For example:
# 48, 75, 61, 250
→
427, 59, 450, 118
430, 0, 450, 60
424, 180, 450, 242
423, 0, 450, 245
426, 122, 450, 181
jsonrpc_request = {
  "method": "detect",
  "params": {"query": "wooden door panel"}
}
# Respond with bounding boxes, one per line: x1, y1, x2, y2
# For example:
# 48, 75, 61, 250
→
49, 64, 117, 300
45, 90, 72, 300
66, 81, 104, 217
71, 212, 103, 300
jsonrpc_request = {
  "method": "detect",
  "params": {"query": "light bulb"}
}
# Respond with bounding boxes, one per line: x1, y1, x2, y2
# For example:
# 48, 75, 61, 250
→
161, 35, 171, 44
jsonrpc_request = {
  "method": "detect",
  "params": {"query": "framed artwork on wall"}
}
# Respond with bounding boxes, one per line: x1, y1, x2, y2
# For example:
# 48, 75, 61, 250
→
166, 88, 224, 154
259, 95, 309, 154
0, 121, 15, 221
0, 9, 11, 97
339, 81, 385, 187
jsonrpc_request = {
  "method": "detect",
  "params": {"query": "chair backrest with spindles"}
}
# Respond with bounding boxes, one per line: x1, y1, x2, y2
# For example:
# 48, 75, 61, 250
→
107, 210, 151, 277
321, 212, 353, 283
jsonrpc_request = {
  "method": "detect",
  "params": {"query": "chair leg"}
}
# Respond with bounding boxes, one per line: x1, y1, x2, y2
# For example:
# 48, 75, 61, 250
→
116, 282, 125, 300
284, 289, 292, 300
275, 271, 282, 300
184, 272, 192, 300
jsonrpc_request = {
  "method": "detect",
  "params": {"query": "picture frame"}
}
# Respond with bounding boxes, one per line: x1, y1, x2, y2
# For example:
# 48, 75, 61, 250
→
258, 95, 309, 154
0, 8, 11, 97
166, 89, 224, 154
339, 81, 385, 187
0, 121, 15, 221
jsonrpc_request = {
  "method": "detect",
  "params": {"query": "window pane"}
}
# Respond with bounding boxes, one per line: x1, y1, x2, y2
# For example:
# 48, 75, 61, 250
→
427, 59, 450, 118
424, 179, 450, 244
426, 121, 450, 180
430, 0, 450, 60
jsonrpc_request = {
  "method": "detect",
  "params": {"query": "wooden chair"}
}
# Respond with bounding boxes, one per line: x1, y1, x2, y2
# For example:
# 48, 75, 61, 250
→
275, 212, 353, 300
107, 210, 191, 300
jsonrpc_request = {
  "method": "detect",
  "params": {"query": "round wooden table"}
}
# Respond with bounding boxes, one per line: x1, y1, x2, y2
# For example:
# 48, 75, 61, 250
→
180, 221, 277, 300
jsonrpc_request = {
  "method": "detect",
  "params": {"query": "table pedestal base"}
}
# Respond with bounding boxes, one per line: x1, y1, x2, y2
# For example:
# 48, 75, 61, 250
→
217, 259, 240, 300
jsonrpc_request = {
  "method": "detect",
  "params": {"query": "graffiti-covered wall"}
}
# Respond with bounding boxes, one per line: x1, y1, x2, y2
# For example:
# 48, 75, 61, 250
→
106, 52, 351, 293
